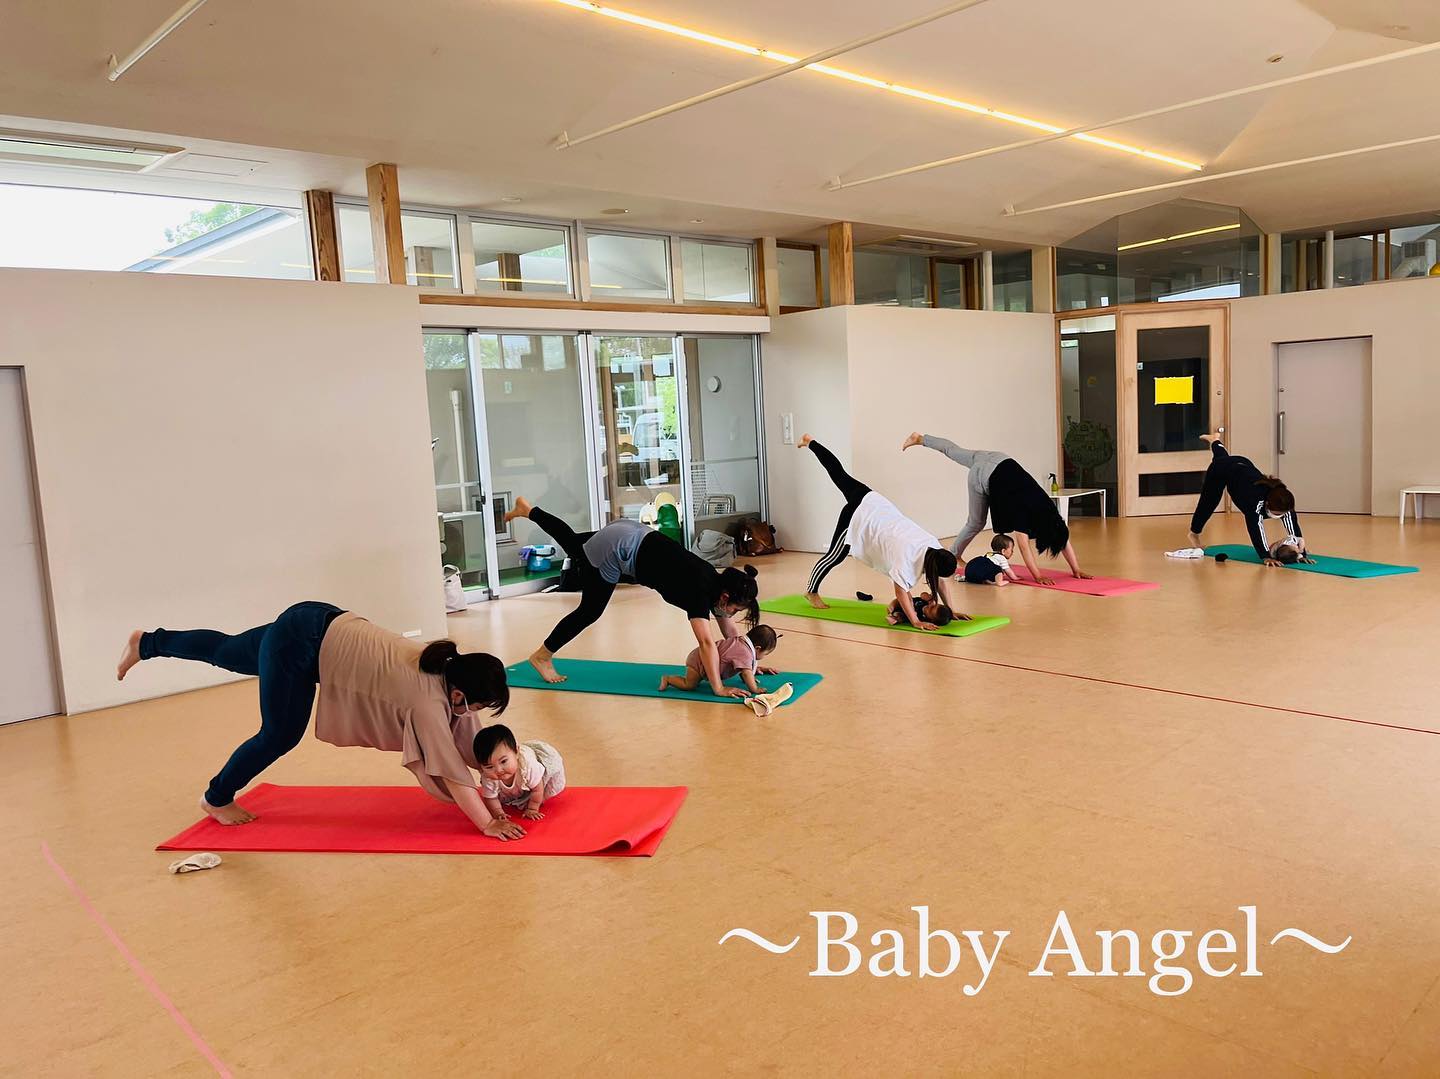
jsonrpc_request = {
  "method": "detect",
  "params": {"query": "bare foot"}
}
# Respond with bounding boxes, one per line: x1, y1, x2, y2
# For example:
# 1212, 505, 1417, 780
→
803, 592, 829, 610
797, 433, 812, 450
201, 795, 256, 826
116, 630, 143, 682
1187, 531, 1203, 549
658, 677, 670, 691
1200, 433, 1220, 444
529, 648, 566, 684
901, 431, 924, 451
503, 495, 533, 527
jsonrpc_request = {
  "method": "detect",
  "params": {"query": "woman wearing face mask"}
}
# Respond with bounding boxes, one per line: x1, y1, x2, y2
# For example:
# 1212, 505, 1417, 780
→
116, 602, 522, 839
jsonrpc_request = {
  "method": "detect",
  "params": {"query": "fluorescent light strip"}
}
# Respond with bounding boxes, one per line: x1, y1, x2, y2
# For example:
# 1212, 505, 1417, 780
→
549, 0, 1200, 170
1116, 223, 1242, 251
479, 276, 570, 285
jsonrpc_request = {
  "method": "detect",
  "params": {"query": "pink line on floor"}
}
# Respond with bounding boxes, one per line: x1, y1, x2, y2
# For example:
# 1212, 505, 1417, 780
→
776, 625, 1440, 738
40, 842, 232, 1078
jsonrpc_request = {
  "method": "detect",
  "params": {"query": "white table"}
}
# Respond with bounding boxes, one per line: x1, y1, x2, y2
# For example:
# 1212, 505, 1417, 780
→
1400, 486, 1440, 522
1049, 488, 1106, 521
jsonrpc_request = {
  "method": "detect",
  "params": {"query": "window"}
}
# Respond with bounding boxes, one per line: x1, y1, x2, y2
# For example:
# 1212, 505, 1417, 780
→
337, 204, 459, 288
586, 232, 670, 300
853, 249, 930, 306
1280, 234, 1324, 292
680, 239, 754, 303
1333, 233, 1380, 288
777, 244, 820, 309
991, 251, 1034, 311
1388, 223, 1440, 278
0, 182, 313, 280
470, 220, 571, 295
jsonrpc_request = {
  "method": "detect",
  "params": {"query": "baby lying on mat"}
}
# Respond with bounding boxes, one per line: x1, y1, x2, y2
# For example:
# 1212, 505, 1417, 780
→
658, 624, 779, 697
885, 590, 954, 626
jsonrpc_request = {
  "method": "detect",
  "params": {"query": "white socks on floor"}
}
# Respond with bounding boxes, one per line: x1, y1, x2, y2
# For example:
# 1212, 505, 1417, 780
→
1165, 547, 1205, 559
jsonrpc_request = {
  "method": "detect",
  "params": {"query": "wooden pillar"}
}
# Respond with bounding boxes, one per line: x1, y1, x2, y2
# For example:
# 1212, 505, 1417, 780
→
826, 222, 854, 306
1030, 246, 1056, 312
756, 237, 780, 316
497, 251, 522, 291
303, 190, 341, 282
365, 162, 406, 285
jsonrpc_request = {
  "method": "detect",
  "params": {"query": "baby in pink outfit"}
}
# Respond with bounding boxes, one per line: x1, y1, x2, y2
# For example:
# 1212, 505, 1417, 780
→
658, 624, 779, 697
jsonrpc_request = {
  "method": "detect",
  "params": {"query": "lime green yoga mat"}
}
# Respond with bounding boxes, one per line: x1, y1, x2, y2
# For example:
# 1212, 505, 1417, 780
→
1203, 545, 1417, 579
504, 659, 821, 706
759, 594, 1010, 636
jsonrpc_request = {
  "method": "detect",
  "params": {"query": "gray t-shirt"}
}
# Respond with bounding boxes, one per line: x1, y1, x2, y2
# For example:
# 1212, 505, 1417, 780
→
582, 519, 652, 584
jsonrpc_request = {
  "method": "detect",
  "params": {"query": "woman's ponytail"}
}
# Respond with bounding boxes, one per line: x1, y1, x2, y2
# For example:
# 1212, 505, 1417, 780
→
418, 639, 460, 674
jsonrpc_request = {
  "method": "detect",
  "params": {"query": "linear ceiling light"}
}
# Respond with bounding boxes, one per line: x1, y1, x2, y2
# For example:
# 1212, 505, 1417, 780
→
1116, 223, 1241, 251
0, 129, 183, 172
830, 38, 1440, 190
548, 0, 1199, 170
1004, 132, 1440, 217
554, 0, 993, 149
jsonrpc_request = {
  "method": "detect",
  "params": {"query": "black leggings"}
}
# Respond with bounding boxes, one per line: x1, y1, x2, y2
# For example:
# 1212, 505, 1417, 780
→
1190, 441, 1242, 535
805, 440, 871, 595
527, 507, 616, 653
139, 601, 343, 806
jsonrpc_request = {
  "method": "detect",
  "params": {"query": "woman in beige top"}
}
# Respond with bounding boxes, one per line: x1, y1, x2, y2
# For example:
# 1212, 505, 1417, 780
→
117, 600, 527, 840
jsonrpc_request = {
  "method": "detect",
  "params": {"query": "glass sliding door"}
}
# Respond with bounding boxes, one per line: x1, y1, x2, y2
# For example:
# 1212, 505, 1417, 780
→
424, 332, 493, 595
472, 332, 593, 590
592, 335, 683, 523
680, 335, 764, 540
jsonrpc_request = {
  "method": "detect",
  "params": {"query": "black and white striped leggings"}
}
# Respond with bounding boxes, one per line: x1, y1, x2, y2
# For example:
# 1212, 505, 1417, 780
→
805, 440, 871, 595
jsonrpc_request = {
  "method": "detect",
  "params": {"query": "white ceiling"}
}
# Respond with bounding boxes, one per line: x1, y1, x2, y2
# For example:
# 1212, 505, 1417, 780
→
0, 0, 1436, 245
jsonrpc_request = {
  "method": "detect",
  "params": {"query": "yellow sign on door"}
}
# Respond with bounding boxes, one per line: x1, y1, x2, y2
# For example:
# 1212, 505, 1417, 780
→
1154, 375, 1195, 405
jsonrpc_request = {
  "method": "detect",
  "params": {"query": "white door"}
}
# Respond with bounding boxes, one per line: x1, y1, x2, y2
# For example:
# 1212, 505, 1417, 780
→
0, 369, 61, 724
1276, 339, 1372, 514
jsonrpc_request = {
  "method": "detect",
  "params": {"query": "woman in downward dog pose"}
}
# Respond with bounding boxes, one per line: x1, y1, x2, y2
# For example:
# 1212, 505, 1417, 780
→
799, 435, 966, 630
1187, 434, 1312, 566
903, 432, 1092, 586
506, 497, 762, 698
116, 603, 525, 839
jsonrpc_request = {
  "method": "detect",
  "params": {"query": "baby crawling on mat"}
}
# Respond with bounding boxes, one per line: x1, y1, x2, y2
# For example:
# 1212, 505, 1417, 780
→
658, 624, 779, 697
474, 724, 566, 823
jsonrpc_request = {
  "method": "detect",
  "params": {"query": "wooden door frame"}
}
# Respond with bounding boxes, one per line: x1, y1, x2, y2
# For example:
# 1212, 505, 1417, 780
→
1054, 300, 1230, 517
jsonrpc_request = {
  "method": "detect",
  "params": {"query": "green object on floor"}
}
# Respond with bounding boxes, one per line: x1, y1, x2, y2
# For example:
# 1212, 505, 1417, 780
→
759, 594, 1010, 636
655, 503, 683, 547
504, 658, 822, 705
497, 565, 562, 587
1202, 545, 1417, 579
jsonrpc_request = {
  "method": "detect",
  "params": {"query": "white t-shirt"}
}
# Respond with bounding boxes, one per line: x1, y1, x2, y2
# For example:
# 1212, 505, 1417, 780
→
480, 743, 545, 801
846, 492, 939, 591
986, 552, 1011, 571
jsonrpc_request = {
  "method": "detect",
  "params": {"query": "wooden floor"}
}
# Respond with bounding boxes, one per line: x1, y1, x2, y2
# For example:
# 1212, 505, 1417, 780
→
4, 514, 1440, 1077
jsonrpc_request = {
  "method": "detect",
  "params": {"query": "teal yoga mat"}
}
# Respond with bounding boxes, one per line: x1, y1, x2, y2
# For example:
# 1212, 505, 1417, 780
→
1203, 544, 1418, 579
759, 594, 1010, 636
504, 658, 821, 706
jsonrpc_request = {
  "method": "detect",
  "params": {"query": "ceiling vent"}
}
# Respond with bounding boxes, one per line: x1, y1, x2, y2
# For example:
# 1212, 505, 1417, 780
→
0, 128, 183, 173
158, 153, 267, 179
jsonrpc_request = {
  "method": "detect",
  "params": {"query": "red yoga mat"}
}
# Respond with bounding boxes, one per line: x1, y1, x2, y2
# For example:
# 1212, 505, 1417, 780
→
157, 783, 687, 857
1009, 568, 1158, 596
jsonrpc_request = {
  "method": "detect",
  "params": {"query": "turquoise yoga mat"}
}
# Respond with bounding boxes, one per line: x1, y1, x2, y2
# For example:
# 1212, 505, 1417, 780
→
1203, 544, 1418, 579
504, 658, 821, 706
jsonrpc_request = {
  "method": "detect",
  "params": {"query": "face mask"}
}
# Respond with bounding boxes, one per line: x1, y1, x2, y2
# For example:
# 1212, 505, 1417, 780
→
451, 689, 470, 717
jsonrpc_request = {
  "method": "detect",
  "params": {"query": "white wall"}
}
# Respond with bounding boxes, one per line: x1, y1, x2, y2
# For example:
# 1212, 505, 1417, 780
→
1229, 277, 1440, 516
761, 306, 1057, 552
760, 308, 853, 552
0, 269, 446, 714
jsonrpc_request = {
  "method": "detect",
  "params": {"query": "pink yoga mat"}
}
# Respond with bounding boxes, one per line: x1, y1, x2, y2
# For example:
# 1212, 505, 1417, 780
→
158, 783, 687, 857
1008, 568, 1158, 596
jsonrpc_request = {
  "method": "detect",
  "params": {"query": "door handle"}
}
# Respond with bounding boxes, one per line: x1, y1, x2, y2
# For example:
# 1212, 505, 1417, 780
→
1277, 411, 1286, 455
